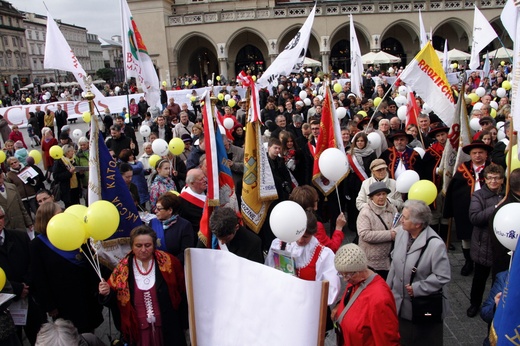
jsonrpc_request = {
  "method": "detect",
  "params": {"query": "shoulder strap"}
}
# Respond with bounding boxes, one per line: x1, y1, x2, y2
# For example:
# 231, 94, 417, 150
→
409, 236, 436, 285
374, 213, 389, 230
336, 273, 377, 324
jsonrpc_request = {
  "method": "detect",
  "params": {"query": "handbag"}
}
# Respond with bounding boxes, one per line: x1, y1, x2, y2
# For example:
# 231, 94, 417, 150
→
410, 236, 444, 324
0, 310, 16, 341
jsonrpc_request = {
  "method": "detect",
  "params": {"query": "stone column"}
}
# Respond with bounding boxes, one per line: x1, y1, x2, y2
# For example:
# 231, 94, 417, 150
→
217, 43, 229, 80
320, 52, 330, 73
371, 35, 381, 52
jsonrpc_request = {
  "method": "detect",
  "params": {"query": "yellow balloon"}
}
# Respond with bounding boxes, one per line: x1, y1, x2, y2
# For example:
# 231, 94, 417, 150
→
28, 150, 42, 164
65, 204, 88, 221
47, 213, 86, 251
82, 111, 91, 123
0, 267, 6, 291
218, 93, 224, 101
170, 190, 180, 196
49, 145, 63, 160
468, 93, 480, 103
125, 113, 130, 118
84, 200, 120, 241
149, 154, 161, 169
25, 97, 31, 103
502, 81, 512, 90
228, 99, 236, 108
161, 81, 167, 87
216, 76, 221, 81
184, 81, 189, 86
357, 110, 368, 118
333, 83, 342, 93
252, 76, 257, 82
374, 97, 382, 107
453, 63, 458, 69
506, 145, 520, 170
190, 96, 197, 102
338, 69, 343, 74
501, 61, 506, 66
408, 180, 437, 205
169, 137, 185, 155
314, 77, 320, 83
192, 80, 197, 85
491, 108, 497, 118
0, 151, 5, 164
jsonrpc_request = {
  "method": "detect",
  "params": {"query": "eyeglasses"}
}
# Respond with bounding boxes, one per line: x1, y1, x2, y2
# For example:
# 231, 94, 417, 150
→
155, 206, 167, 211
337, 271, 358, 280
485, 176, 503, 181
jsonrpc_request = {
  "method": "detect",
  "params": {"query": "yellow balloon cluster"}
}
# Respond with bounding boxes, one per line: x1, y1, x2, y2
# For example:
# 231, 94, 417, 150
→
49, 145, 63, 160
47, 213, 86, 251
84, 201, 120, 241
408, 180, 437, 205
29, 150, 42, 164
169, 138, 185, 155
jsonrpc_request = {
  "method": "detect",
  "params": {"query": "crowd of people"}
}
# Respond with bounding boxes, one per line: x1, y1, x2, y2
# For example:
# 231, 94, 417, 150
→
0, 61, 516, 345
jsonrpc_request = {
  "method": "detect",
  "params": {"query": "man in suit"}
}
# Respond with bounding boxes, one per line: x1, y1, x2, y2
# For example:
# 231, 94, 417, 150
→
0, 173, 33, 233
179, 168, 207, 245
0, 206, 43, 344
54, 104, 68, 138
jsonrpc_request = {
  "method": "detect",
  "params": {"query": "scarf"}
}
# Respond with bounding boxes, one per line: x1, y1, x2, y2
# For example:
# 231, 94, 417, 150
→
162, 214, 178, 229
353, 146, 374, 167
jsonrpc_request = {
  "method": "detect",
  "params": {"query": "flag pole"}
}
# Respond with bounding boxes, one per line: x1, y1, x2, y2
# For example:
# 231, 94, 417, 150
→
363, 77, 400, 134
505, 117, 515, 197
496, 36, 514, 64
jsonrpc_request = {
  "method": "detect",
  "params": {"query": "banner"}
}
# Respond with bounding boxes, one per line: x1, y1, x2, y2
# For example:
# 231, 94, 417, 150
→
442, 39, 449, 73
257, 5, 316, 88
419, 10, 428, 49
398, 42, 456, 126
469, 7, 498, 70
44, 11, 106, 103
440, 83, 471, 195
349, 14, 363, 97
120, 0, 160, 107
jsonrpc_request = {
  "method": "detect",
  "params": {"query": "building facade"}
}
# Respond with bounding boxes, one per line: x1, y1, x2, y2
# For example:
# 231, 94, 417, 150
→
87, 33, 105, 74
0, 0, 30, 94
128, 0, 510, 86
23, 12, 53, 85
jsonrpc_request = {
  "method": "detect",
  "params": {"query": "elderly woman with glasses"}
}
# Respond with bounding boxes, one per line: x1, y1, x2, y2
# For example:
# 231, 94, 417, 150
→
387, 200, 451, 346
333, 244, 399, 345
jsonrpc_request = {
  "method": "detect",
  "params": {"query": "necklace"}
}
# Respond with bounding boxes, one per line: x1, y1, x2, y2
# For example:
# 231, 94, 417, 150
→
134, 257, 154, 276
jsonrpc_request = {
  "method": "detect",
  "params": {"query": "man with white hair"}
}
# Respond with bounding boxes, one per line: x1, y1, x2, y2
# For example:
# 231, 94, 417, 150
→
306, 96, 321, 119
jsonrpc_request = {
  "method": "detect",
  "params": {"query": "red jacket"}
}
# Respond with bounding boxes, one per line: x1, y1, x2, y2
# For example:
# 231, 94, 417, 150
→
315, 221, 344, 253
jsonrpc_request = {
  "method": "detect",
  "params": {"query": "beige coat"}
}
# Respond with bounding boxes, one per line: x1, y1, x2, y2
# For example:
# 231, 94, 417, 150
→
357, 200, 397, 271
356, 175, 403, 211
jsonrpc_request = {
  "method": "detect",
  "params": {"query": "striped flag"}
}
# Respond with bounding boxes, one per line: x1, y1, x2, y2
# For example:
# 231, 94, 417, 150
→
406, 89, 420, 128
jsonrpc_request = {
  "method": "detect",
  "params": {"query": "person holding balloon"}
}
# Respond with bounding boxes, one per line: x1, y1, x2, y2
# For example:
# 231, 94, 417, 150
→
30, 202, 104, 334
444, 140, 493, 276
98, 225, 187, 345
41, 127, 58, 182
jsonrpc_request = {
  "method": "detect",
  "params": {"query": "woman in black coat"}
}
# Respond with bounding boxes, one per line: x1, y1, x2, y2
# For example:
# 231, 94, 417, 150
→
52, 144, 80, 207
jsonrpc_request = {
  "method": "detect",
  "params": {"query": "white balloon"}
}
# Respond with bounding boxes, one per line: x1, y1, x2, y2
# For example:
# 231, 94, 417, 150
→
497, 131, 506, 140
223, 117, 235, 130
397, 106, 408, 121
269, 201, 307, 243
475, 87, 486, 97
317, 95, 323, 101
497, 88, 507, 98
81, 91, 86, 98
45, 91, 51, 98
413, 147, 426, 159
490, 101, 499, 110
493, 203, 520, 251
115, 86, 121, 93
60, 93, 65, 98
388, 67, 395, 74
304, 98, 312, 106
367, 132, 382, 150
336, 107, 347, 119
304, 78, 309, 83
398, 86, 407, 96
224, 94, 231, 101
207, 80, 213, 86
422, 103, 432, 113
42, 94, 49, 100
473, 102, 483, 110
124, 117, 130, 124
470, 117, 481, 131
496, 121, 505, 130
186, 93, 191, 99
299, 90, 307, 100
395, 170, 420, 193
394, 95, 407, 107
312, 90, 317, 96
318, 148, 349, 182
152, 139, 169, 156
139, 125, 151, 137
72, 129, 83, 139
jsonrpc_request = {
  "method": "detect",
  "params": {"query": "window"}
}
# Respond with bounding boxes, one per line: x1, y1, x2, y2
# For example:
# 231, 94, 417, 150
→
12, 37, 17, 47
20, 38, 24, 48
27, 30, 31, 39
8, 17, 12, 26
6, 52, 12, 67
0, 53, 4, 67
3, 36, 8, 46
32, 58, 37, 69
0, 16, 3, 25
15, 52, 21, 68
36, 31, 40, 40
21, 53, 26, 67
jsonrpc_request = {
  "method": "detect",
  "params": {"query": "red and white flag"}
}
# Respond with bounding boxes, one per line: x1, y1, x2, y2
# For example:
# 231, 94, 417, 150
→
406, 89, 420, 128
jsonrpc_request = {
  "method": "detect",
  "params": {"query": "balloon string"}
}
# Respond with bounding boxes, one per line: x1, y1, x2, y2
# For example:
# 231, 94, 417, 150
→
84, 241, 102, 281
335, 183, 342, 213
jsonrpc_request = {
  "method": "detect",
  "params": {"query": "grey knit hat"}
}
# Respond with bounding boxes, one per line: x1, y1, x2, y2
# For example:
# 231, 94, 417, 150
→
334, 244, 368, 273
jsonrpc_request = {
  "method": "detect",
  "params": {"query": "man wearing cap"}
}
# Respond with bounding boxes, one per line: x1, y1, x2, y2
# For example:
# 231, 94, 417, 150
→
444, 140, 493, 276
294, 100, 308, 121
380, 130, 421, 179
472, 116, 495, 141
172, 111, 194, 139
356, 159, 403, 212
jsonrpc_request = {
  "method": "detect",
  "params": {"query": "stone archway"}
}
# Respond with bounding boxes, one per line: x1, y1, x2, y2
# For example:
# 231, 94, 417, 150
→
234, 45, 266, 75
380, 20, 420, 66
175, 34, 218, 85
432, 18, 471, 52
328, 23, 371, 73
227, 29, 268, 78
277, 27, 320, 59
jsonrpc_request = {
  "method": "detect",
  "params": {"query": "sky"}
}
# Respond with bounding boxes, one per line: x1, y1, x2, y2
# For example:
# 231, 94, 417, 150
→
8, 0, 121, 40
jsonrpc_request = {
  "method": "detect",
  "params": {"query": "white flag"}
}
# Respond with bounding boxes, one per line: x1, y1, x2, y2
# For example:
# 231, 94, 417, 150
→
419, 10, 428, 49
398, 42, 456, 126
349, 14, 363, 97
121, 0, 160, 107
469, 7, 498, 70
44, 11, 106, 102
483, 51, 491, 77
442, 39, 449, 72
257, 5, 316, 88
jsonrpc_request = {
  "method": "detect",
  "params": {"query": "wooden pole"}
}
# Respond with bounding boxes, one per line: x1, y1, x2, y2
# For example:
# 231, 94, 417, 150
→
317, 280, 329, 346
184, 249, 198, 346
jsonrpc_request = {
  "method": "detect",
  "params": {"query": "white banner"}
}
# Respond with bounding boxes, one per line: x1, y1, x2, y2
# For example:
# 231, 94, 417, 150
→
350, 14, 364, 97
469, 7, 498, 70
419, 10, 428, 49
